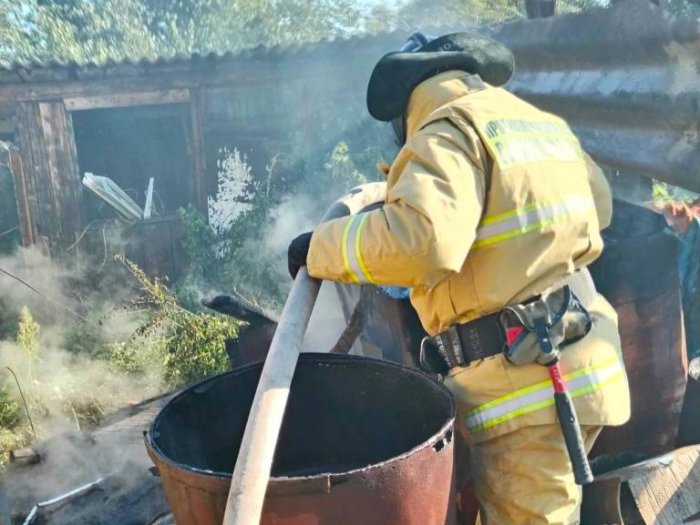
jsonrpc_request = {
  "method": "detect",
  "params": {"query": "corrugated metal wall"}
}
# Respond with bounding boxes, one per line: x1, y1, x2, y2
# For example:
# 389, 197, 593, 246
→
494, 0, 700, 192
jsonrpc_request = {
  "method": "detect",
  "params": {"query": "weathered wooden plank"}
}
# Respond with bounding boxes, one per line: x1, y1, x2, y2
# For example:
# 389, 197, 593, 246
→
38, 101, 82, 251
13, 104, 38, 246
64, 88, 189, 111
0, 118, 13, 135
17, 102, 57, 247
627, 446, 700, 525
189, 87, 207, 212
4, 144, 34, 245
12, 101, 82, 253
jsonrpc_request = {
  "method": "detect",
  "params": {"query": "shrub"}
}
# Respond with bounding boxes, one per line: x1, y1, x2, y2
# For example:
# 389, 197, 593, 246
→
117, 255, 238, 388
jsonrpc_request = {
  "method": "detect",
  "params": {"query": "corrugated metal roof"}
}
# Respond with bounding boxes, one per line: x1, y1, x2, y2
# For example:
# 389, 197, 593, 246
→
0, 30, 403, 75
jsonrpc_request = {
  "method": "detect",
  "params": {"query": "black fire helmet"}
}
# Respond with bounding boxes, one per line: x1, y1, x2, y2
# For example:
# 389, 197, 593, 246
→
367, 31, 515, 124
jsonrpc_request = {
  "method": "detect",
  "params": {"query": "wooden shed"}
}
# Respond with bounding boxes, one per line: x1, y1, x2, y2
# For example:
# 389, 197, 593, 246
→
0, 33, 401, 277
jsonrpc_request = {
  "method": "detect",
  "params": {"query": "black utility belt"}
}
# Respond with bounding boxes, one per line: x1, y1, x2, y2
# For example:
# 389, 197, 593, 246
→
419, 270, 597, 376
419, 311, 504, 375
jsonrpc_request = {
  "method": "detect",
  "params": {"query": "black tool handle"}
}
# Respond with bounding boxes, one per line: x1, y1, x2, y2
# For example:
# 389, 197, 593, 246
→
554, 391, 594, 485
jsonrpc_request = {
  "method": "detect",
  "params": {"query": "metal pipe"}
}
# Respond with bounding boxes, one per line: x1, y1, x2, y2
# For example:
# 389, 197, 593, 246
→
21, 476, 106, 525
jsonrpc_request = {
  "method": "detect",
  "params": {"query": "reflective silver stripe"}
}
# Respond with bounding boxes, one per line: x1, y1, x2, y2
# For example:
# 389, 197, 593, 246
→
345, 213, 373, 284
464, 357, 624, 433
474, 196, 595, 247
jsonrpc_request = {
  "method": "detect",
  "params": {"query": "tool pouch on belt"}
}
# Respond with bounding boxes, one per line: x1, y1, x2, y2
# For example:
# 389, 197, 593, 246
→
500, 285, 592, 367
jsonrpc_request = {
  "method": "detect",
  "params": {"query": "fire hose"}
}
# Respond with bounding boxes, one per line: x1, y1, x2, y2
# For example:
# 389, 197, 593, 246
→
222, 183, 386, 525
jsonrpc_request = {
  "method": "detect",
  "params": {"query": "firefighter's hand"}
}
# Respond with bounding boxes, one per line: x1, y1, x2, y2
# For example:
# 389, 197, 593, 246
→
287, 232, 313, 279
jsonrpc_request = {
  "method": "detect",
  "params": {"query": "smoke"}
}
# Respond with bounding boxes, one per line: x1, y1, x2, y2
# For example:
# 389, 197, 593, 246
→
5, 397, 165, 515
0, 248, 163, 488
0, 247, 76, 327
266, 195, 357, 353
265, 195, 319, 256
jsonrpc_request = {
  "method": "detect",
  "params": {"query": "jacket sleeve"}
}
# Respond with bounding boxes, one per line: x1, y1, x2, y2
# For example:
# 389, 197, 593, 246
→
583, 151, 613, 230
307, 120, 487, 289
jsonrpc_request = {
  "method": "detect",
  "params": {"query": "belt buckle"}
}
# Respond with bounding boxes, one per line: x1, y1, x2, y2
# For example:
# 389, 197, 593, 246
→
419, 336, 451, 376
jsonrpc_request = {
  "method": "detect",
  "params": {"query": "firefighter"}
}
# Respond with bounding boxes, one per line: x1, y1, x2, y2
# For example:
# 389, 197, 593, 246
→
287, 32, 630, 525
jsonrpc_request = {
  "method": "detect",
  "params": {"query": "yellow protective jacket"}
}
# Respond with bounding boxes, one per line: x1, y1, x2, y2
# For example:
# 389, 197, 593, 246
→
308, 71, 630, 442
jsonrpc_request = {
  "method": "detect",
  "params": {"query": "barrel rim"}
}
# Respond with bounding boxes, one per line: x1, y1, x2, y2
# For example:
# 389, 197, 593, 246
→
146, 353, 456, 486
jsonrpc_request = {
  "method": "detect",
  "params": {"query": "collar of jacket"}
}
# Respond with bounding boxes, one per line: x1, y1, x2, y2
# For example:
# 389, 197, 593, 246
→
405, 70, 477, 139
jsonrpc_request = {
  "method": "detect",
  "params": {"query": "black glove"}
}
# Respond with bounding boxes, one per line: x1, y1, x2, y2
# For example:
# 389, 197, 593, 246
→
287, 232, 313, 279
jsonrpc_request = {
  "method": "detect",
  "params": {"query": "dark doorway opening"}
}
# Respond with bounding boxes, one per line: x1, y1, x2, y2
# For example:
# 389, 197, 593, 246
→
72, 103, 193, 222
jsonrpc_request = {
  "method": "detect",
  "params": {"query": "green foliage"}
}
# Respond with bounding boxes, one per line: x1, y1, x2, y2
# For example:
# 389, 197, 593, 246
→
0, 427, 32, 469
0, 386, 21, 429
158, 313, 235, 386
179, 204, 221, 285
0, 298, 19, 341
1, 0, 376, 64
177, 119, 392, 309
70, 327, 109, 362
221, 190, 288, 308
667, 0, 700, 17
108, 340, 158, 376
0, 1, 36, 62
653, 180, 698, 205
36, 0, 158, 64
324, 142, 369, 189
397, 0, 521, 27
118, 255, 237, 387
3, 0, 699, 67
17, 307, 40, 363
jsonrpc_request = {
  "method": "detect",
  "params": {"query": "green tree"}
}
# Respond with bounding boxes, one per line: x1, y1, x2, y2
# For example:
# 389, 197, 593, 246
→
157, 0, 372, 54
0, 1, 37, 62
36, 0, 158, 63
667, 0, 700, 17
395, 0, 522, 28
1, 0, 378, 64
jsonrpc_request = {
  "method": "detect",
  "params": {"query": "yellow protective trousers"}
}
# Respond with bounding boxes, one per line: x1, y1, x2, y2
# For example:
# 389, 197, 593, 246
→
446, 293, 629, 524
470, 424, 601, 525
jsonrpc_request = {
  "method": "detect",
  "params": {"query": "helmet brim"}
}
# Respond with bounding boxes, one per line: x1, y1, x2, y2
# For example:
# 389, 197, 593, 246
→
366, 32, 515, 122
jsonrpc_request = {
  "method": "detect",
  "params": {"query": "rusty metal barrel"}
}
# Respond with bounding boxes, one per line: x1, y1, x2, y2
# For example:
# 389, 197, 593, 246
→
589, 200, 688, 463
146, 353, 457, 525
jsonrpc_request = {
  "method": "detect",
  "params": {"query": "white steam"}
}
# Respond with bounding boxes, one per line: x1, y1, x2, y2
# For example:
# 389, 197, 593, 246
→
0, 247, 164, 463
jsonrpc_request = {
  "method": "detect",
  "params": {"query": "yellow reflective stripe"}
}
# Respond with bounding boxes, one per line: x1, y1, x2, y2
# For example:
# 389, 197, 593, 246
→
463, 356, 624, 433
341, 216, 360, 284
480, 202, 541, 227
473, 196, 595, 249
342, 213, 374, 285
354, 213, 376, 285
462, 359, 600, 421
468, 372, 624, 433
474, 217, 557, 248
464, 354, 619, 418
